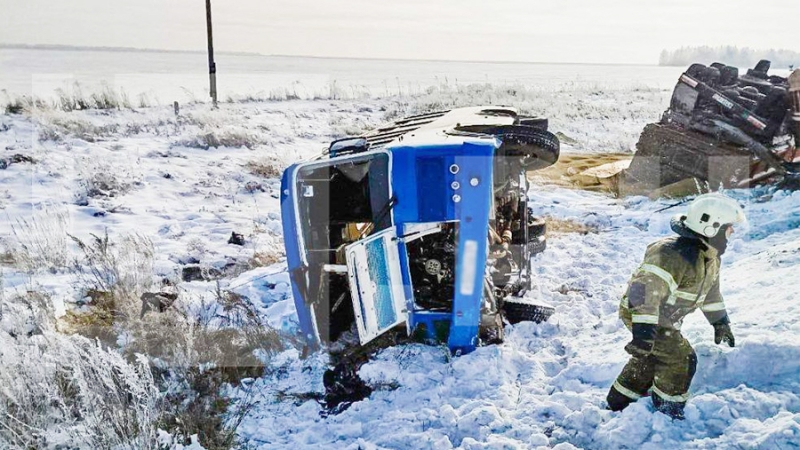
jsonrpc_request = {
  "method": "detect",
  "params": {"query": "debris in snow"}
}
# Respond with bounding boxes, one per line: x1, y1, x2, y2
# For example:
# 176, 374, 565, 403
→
140, 292, 178, 318
181, 265, 221, 282
0, 153, 35, 170
244, 181, 266, 193
228, 231, 246, 246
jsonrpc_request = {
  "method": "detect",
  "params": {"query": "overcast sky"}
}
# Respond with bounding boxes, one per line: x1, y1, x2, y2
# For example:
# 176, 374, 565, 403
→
1, 0, 798, 64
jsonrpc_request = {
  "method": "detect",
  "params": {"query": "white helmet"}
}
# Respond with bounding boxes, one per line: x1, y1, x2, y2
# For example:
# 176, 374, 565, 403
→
681, 193, 746, 238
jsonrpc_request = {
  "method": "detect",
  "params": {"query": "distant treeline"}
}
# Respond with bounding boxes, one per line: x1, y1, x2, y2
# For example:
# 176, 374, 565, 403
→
659, 46, 799, 69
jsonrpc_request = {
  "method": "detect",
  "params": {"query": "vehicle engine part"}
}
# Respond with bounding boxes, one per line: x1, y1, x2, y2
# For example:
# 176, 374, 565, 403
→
407, 223, 456, 310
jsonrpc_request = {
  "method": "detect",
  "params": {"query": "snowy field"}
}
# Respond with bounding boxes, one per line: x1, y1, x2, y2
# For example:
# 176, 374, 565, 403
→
0, 79, 798, 449
234, 188, 800, 450
1, 47, 684, 102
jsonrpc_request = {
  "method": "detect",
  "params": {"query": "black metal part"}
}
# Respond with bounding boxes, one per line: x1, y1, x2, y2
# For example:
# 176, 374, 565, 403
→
361, 110, 449, 148
329, 137, 369, 157
656, 61, 799, 185
406, 223, 457, 310
502, 297, 555, 324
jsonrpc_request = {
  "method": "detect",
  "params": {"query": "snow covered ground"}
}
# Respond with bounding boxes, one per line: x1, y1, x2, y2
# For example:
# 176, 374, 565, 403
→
234, 187, 800, 450
1, 83, 798, 449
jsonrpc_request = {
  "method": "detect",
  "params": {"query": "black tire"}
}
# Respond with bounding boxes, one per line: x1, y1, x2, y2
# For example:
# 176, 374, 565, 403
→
686, 63, 707, 79
753, 59, 771, 75
489, 125, 561, 171
703, 67, 721, 88
528, 216, 547, 255
502, 298, 554, 324
719, 66, 739, 86
516, 116, 549, 131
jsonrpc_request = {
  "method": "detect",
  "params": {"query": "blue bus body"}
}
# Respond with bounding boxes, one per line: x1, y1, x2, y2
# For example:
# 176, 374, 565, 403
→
281, 107, 559, 355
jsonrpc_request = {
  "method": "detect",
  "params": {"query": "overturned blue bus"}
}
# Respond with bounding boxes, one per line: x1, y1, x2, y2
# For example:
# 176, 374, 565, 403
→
281, 106, 560, 355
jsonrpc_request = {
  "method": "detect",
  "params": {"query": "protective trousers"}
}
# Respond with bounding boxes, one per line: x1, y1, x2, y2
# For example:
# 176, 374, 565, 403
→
607, 329, 697, 419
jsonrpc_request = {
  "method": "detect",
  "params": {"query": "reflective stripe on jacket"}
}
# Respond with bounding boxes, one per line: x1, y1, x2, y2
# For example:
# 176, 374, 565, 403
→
620, 236, 727, 330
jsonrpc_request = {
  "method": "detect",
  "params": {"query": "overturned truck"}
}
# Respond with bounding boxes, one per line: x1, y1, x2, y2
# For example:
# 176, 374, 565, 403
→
622, 61, 800, 194
280, 107, 560, 358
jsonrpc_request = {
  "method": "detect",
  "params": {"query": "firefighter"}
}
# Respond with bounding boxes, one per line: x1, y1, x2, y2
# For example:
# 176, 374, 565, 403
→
607, 193, 746, 419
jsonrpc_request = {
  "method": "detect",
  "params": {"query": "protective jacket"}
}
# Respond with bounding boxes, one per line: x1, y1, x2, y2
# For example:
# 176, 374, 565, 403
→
619, 236, 728, 331
608, 203, 739, 420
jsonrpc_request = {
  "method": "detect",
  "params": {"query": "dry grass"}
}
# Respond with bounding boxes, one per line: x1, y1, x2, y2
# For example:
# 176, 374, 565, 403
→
529, 152, 632, 194
4, 98, 25, 114
60, 289, 119, 343
176, 127, 269, 150
1, 291, 159, 449
245, 158, 284, 179
65, 231, 289, 449
7, 208, 71, 273
62, 232, 155, 346
250, 249, 282, 268
3, 84, 140, 115
3, 95, 48, 115
36, 113, 120, 142
76, 161, 139, 201
54, 84, 133, 111
545, 216, 600, 235
124, 290, 291, 449
124, 298, 286, 377
0, 249, 15, 266
327, 112, 375, 137
70, 232, 155, 322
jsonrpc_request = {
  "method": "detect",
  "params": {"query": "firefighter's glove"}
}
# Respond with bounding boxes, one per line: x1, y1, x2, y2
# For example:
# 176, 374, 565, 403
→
713, 317, 735, 347
624, 323, 656, 358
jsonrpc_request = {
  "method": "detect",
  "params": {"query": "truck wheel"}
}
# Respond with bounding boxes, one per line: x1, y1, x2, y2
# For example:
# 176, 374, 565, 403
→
502, 298, 555, 324
528, 216, 547, 255
490, 125, 561, 171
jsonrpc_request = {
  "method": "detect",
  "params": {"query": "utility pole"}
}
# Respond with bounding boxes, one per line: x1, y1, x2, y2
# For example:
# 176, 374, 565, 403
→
205, 0, 217, 107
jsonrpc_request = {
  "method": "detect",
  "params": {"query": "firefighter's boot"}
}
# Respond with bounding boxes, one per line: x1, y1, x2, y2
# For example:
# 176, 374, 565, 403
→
608, 329, 697, 418
607, 353, 656, 411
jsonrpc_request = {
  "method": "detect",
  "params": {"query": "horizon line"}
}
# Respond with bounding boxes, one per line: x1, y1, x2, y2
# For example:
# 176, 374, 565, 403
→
0, 42, 664, 67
